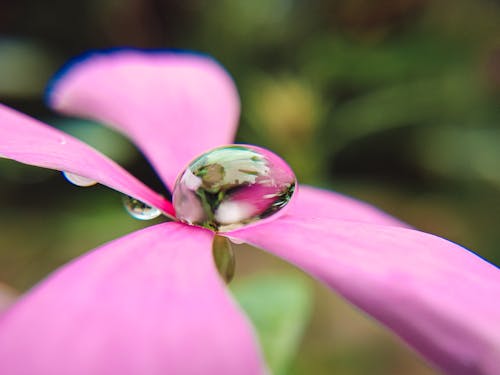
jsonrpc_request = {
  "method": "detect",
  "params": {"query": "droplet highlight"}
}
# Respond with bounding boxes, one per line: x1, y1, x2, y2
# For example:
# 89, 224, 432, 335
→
123, 196, 162, 220
62, 171, 97, 187
173, 145, 296, 232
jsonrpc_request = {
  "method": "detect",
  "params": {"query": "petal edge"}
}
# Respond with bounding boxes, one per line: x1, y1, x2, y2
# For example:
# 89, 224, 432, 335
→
0, 222, 266, 375
0, 104, 173, 214
47, 49, 240, 191
230, 216, 500, 375
288, 185, 409, 227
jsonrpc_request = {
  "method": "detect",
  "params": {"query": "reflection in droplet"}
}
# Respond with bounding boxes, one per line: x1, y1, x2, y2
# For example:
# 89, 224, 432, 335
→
123, 196, 162, 220
173, 145, 296, 232
62, 171, 97, 187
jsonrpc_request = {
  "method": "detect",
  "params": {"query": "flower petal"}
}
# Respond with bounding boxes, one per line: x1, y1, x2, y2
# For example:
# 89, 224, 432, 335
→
0, 104, 173, 215
47, 49, 240, 191
230, 216, 500, 374
289, 185, 409, 227
0, 222, 266, 375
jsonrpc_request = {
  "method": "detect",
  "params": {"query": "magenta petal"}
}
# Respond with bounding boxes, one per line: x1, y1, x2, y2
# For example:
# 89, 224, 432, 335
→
47, 50, 240, 190
0, 104, 173, 214
0, 222, 266, 375
230, 216, 500, 374
289, 185, 409, 227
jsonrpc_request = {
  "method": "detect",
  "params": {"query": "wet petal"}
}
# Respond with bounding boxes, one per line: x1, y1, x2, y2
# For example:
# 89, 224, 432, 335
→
289, 185, 409, 227
47, 49, 240, 191
230, 216, 500, 374
0, 222, 266, 375
0, 104, 173, 215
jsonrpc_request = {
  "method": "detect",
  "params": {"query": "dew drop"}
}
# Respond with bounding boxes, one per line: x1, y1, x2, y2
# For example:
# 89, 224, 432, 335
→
62, 171, 98, 187
123, 196, 162, 220
227, 236, 245, 245
173, 145, 296, 232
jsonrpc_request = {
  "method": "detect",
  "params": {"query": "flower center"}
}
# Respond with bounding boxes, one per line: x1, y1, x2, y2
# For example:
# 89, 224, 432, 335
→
172, 145, 296, 232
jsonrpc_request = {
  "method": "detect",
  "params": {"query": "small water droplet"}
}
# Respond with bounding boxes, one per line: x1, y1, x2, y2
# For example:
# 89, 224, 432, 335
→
62, 171, 98, 187
59, 137, 67, 145
123, 196, 162, 220
227, 236, 245, 245
173, 145, 296, 232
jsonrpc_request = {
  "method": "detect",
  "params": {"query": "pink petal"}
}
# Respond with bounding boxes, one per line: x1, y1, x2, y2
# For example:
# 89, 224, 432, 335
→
230, 216, 500, 374
47, 50, 240, 191
0, 104, 173, 215
289, 185, 409, 227
0, 222, 266, 375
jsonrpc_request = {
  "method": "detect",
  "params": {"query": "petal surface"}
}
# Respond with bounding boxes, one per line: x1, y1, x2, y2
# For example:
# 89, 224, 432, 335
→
289, 185, 409, 227
0, 222, 266, 375
47, 49, 240, 191
0, 104, 173, 215
230, 216, 500, 375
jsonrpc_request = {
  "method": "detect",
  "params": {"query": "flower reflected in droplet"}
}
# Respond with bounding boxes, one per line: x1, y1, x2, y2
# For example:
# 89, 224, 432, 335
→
173, 145, 296, 232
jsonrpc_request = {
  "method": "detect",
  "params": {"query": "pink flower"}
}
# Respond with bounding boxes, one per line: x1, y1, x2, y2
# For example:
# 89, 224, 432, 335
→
0, 50, 499, 375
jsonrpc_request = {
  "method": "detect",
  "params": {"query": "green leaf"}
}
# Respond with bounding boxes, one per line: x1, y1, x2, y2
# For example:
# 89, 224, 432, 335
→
417, 126, 500, 186
231, 274, 312, 375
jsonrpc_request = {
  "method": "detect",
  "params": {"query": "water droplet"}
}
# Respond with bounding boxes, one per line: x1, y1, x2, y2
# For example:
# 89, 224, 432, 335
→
62, 171, 97, 187
173, 145, 296, 232
227, 236, 245, 245
213, 235, 235, 284
123, 196, 162, 220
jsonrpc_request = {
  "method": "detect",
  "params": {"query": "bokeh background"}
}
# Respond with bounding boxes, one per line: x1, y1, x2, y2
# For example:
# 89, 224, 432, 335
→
1, 0, 499, 374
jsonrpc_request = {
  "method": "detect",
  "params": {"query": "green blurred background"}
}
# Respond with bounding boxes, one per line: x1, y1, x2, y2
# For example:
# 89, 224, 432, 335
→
1, 0, 499, 374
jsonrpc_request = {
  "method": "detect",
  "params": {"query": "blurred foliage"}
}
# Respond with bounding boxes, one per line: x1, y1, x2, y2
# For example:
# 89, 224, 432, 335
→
57, 119, 139, 165
232, 274, 312, 375
1, 0, 499, 374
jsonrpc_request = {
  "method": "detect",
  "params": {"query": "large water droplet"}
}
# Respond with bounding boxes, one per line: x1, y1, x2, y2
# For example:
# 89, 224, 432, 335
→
62, 171, 97, 187
123, 196, 162, 220
173, 145, 296, 232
